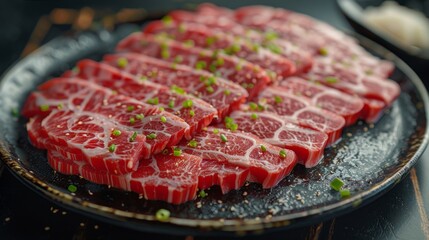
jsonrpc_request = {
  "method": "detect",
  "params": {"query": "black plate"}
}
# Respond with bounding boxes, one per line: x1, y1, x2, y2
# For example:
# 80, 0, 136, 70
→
0, 25, 428, 237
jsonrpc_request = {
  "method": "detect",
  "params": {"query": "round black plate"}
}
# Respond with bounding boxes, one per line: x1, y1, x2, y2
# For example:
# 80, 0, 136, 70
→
0, 27, 428, 236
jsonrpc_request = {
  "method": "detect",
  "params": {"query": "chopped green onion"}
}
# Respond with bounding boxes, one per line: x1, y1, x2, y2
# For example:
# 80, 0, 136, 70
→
260, 145, 267, 152
258, 104, 265, 111
206, 86, 214, 93
235, 63, 243, 71
126, 106, 135, 112
108, 144, 117, 153
189, 110, 195, 117
330, 178, 344, 191
171, 85, 185, 95
129, 117, 135, 124
252, 44, 260, 52
178, 23, 186, 33
198, 189, 208, 198
147, 97, 159, 105
147, 133, 157, 140
155, 209, 170, 222
161, 15, 173, 25
325, 77, 338, 84
68, 184, 77, 193
182, 99, 193, 108
250, 113, 258, 120
205, 76, 217, 86
224, 43, 241, 55
71, 66, 80, 74
174, 55, 183, 63
220, 134, 228, 142
129, 131, 138, 142
161, 48, 170, 59
136, 114, 144, 120
40, 105, 50, 112
274, 96, 283, 104
117, 57, 128, 68
160, 116, 167, 123
206, 36, 216, 46
183, 39, 194, 47
226, 122, 238, 131
319, 47, 328, 56
195, 61, 207, 70
279, 149, 287, 158
266, 43, 282, 54
249, 102, 258, 111
159, 107, 165, 111
225, 117, 234, 124
216, 57, 224, 66
188, 139, 198, 148
213, 128, 219, 134
209, 64, 217, 73
140, 76, 148, 81
168, 100, 175, 108
11, 108, 19, 117
224, 89, 231, 96
340, 189, 351, 198
264, 31, 278, 41
112, 129, 121, 137
173, 147, 182, 157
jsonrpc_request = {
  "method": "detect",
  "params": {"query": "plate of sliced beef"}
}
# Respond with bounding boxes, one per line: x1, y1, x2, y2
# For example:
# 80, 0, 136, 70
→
0, 3, 428, 236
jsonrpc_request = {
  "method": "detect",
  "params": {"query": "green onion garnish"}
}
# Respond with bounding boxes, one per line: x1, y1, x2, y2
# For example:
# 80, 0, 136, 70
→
205, 76, 217, 86
161, 15, 173, 25
11, 108, 19, 117
126, 106, 135, 112
188, 139, 198, 148
195, 61, 207, 70
340, 189, 351, 198
184, 39, 194, 47
325, 77, 338, 84
198, 190, 208, 198
117, 57, 128, 68
129, 117, 135, 124
264, 31, 278, 41
174, 55, 183, 63
189, 110, 195, 117
168, 100, 175, 108
136, 114, 144, 120
173, 147, 182, 157
330, 178, 344, 191
206, 36, 216, 46
160, 116, 167, 123
147, 97, 159, 105
159, 107, 165, 111
274, 96, 283, 104
155, 209, 170, 222
260, 145, 267, 152
279, 149, 287, 158
161, 48, 170, 59
112, 129, 121, 137
319, 47, 328, 56
223, 89, 231, 96
182, 99, 193, 108
108, 144, 117, 153
147, 133, 157, 140
250, 113, 258, 120
266, 43, 282, 54
171, 85, 185, 95
129, 131, 138, 142
220, 134, 228, 142
40, 105, 50, 112
206, 86, 214, 93
235, 63, 243, 71
68, 184, 77, 193
216, 57, 224, 66
213, 128, 219, 134
249, 102, 258, 111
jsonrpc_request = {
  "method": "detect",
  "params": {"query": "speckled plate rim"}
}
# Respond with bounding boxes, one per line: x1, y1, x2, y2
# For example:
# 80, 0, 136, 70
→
0, 31, 428, 236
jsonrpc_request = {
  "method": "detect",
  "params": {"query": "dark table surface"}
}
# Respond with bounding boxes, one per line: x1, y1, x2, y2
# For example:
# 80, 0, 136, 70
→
1, 1, 429, 239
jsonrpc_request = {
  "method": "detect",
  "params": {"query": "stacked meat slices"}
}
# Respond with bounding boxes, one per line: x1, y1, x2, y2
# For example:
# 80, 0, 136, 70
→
23, 4, 401, 204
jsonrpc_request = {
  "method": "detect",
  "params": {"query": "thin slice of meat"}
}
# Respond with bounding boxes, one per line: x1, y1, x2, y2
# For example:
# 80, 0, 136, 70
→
116, 32, 270, 99
167, 9, 313, 74
63, 59, 217, 139
103, 53, 247, 120
39, 110, 147, 174
198, 160, 249, 194
256, 87, 345, 145
47, 150, 202, 204
232, 5, 395, 78
22, 78, 189, 157
300, 61, 400, 106
278, 77, 364, 126
144, 21, 296, 80
179, 127, 297, 188
224, 110, 328, 167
